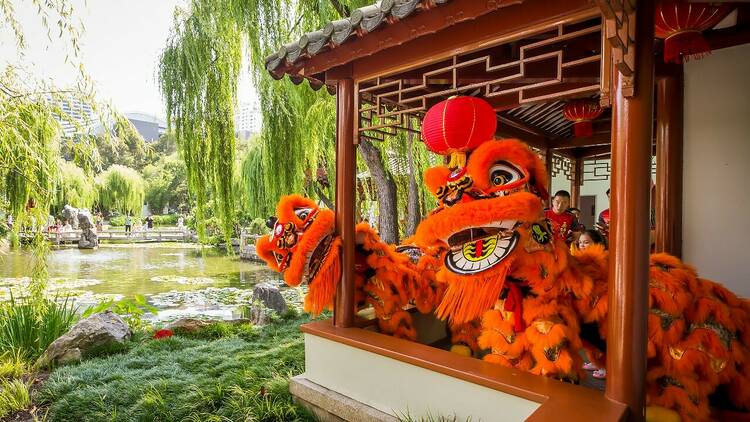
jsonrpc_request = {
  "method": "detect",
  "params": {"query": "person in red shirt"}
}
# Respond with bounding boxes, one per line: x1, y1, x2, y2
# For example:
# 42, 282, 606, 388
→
596, 188, 611, 239
544, 190, 582, 243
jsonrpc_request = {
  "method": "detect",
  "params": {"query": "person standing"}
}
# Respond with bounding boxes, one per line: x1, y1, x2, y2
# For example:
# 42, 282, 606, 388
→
146, 215, 154, 231
125, 214, 132, 235
544, 190, 582, 243
596, 188, 611, 239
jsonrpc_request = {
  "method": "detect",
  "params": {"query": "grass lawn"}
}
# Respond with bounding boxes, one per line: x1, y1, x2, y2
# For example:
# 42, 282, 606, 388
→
37, 313, 319, 422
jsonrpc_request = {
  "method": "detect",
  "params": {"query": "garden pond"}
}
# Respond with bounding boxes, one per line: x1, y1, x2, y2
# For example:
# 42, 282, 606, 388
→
0, 243, 299, 322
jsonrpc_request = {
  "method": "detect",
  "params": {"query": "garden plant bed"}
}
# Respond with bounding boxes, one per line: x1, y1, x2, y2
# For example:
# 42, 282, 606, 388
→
27, 313, 319, 421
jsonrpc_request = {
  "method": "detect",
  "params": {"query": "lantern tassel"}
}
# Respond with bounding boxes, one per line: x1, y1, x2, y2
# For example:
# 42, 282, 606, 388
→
448, 152, 467, 169
573, 121, 593, 138
664, 30, 711, 64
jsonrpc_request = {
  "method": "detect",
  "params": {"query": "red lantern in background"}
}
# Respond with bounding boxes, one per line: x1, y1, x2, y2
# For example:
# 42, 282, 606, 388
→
655, 2, 733, 64
421, 96, 497, 167
562, 99, 602, 138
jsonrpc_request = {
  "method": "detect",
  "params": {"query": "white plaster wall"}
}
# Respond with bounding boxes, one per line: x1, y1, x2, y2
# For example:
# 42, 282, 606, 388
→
683, 44, 750, 297
304, 334, 539, 421
581, 177, 611, 217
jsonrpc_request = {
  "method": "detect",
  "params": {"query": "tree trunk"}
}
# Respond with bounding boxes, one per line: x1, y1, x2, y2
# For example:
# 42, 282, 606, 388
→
314, 184, 334, 210
358, 140, 399, 244
405, 120, 421, 237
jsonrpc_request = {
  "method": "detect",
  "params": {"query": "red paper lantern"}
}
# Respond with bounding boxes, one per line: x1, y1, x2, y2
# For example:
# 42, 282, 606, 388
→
562, 99, 603, 138
655, 2, 733, 64
421, 96, 497, 156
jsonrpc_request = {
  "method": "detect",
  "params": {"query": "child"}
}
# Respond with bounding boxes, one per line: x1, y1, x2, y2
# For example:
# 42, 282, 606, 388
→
573, 229, 607, 379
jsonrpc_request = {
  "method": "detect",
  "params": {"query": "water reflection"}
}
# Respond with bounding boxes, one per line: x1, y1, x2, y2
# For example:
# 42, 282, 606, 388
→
0, 243, 283, 321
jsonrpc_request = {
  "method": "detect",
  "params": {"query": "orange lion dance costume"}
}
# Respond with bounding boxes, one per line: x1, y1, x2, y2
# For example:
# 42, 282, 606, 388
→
255, 195, 445, 340
413, 96, 750, 421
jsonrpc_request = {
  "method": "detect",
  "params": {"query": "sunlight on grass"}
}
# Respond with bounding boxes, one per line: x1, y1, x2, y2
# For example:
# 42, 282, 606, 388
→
0, 378, 31, 419
39, 312, 319, 421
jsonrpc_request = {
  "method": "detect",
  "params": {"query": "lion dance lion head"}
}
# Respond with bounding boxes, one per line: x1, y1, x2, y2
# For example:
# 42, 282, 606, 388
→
256, 194, 341, 315
414, 96, 572, 326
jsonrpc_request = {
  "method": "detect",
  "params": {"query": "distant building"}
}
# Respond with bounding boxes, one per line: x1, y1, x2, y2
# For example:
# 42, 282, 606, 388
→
234, 101, 262, 139
124, 112, 167, 142
50, 97, 96, 137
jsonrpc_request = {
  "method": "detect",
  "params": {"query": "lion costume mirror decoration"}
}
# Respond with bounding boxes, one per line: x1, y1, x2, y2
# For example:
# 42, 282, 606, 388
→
256, 96, 750, 422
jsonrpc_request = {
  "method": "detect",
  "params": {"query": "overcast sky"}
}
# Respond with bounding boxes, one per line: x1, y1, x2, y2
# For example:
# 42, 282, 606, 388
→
0, 0, 256, 119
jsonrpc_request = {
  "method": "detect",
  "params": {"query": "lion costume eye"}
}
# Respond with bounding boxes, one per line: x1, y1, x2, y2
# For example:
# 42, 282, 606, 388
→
294, 208, 312, 220
489, 161, 523, 187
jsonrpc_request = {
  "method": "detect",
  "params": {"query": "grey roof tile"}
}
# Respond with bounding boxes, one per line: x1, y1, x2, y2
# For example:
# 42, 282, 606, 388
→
264, 0, 452, 85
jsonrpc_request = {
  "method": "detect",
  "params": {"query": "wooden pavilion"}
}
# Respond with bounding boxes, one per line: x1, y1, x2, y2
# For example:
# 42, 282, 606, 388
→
264, 1, 750, 420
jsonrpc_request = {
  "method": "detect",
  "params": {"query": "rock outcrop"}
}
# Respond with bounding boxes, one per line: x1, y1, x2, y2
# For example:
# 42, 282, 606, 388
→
37, 311, 131, 367
77, 210, 98, 249
62, 205, 79, 230
252, 282, 287, 314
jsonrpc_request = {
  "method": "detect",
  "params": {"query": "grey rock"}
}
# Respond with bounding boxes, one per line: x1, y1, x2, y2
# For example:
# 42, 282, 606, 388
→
252, 282, 288, 314
246, 303, 273, 326
77, 210, 98, 249
37, 310, 131, 367
166, 318, 211, 333
62, 204, 79, 229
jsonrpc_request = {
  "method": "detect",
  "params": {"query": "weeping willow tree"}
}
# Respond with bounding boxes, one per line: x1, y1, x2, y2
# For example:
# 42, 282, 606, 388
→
95, 165, 145, 215
159, 2, 241, 243
0, 72, 62, 297
2, 0, 119, 301
54, 159, 96, 211
160, 0, 436, 245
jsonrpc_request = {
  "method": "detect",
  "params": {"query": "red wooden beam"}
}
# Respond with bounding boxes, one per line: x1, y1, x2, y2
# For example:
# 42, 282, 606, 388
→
605, 1, 655, 420
655, 65, 683, 258
549, 132, 611, 149
334, 77, 356, 328
350, 0, 597, 81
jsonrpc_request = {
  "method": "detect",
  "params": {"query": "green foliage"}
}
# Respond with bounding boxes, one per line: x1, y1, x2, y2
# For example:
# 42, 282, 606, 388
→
159, 0, 241, 244
109, 214, 178, 227
107, 214, 137, 227
0, 378, 31, 419
82, 295, 158, 332
95, 164, 145, 214
398, 413, 472, 422
54, 159, 96, 211
151, 214, 178, 226
245, 217, 268, 236
0, 351, 27, 379
63, 115, 154, 172
0, 296, 78, 362
0, 79, 61, 219
40, 314, 316, 421
141, 153, 189, 213
172, 321, 258, 341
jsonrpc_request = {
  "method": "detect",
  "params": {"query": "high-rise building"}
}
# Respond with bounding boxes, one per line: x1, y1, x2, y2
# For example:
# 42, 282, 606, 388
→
234, 101, 262, 139
51, 97, 96, 137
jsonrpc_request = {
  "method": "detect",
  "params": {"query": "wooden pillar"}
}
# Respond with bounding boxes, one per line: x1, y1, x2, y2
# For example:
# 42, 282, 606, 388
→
571, 157, 583, 208
655, 66, 683, 257
545, 148, 554, 206
605, 1, 654, 421
334, 77, 356, 328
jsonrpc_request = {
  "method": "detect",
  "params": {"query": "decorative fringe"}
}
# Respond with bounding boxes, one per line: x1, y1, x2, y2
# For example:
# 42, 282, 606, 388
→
303, 237, 342, 316
435, 260, 512, 325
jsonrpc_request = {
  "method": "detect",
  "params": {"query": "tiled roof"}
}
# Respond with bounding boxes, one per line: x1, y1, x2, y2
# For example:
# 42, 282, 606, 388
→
264, 0, 450, 85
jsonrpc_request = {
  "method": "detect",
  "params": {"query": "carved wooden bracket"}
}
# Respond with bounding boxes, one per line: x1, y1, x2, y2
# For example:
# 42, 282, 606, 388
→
598, 0, 636, 97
